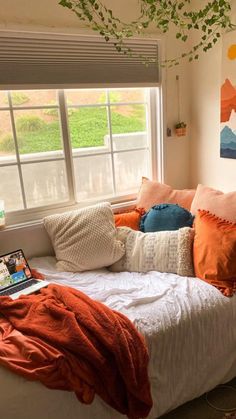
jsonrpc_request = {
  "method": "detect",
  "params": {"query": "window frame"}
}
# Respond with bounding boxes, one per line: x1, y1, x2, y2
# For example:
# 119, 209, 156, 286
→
1, 87, 162, 227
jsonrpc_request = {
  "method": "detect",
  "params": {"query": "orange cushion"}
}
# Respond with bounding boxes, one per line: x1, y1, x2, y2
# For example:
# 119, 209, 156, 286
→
114, 208, 145, 231
193, 210, 236, 297
136, 177, 196, 211
191, 184, 236, 222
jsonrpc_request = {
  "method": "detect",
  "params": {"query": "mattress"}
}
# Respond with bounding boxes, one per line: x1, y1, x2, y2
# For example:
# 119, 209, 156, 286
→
0, 256, 236, 419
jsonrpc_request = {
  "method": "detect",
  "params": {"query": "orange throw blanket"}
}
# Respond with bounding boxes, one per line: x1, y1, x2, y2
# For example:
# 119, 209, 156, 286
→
0, 284, 152, 419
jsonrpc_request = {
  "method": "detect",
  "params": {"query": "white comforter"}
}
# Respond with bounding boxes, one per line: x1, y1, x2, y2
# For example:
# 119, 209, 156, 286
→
1, 257, 236, 419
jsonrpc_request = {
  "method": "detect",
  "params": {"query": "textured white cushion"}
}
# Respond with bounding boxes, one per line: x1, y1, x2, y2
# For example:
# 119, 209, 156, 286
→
109, 227, 194, 276
44, 203, 125, 272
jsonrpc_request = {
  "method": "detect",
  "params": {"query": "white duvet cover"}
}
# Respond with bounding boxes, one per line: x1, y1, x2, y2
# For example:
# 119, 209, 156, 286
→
0, 256, 236, 419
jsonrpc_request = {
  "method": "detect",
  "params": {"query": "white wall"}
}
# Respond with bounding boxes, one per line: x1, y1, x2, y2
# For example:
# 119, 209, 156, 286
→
190, 0, 236, 192
163, 29, 191, 189
0, 0, 192, 189
0, 0, 140, 32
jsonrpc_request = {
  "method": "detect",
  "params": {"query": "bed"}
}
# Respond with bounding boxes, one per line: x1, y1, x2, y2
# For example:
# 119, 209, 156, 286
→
1, 256, 236, 419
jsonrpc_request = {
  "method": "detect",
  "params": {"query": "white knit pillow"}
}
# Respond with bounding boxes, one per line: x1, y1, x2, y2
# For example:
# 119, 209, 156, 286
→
44, 203, 125, 272
109, 227, 194, 276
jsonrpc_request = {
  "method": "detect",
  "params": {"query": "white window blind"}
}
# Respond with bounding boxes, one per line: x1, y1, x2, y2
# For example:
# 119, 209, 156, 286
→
0, 31, 160, 89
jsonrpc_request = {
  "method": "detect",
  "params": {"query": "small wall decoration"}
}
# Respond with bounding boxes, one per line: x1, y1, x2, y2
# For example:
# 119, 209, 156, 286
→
221, 31, 236, 159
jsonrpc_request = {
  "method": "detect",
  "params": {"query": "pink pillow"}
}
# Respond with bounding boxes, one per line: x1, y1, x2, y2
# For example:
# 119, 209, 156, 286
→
136, 178, 196, 211
191, 184, 236, 222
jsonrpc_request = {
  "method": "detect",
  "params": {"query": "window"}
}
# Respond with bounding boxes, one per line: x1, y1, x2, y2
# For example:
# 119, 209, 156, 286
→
0, 87, 160, 224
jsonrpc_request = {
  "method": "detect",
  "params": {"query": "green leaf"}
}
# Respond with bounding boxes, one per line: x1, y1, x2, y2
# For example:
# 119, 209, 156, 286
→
59, 0, 72, 8
160, 20, 169, 25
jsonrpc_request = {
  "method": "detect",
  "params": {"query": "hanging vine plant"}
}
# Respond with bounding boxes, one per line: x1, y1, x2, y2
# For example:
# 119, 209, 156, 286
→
59, 0, 235, 66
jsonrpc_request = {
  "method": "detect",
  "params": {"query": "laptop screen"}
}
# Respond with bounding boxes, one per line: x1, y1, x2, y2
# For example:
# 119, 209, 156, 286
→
0, 249, 32, 291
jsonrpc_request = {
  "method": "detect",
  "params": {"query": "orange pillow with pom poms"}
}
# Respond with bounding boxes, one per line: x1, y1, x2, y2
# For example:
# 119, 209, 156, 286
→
114, 208, 145, 231
193, 209, 236, 297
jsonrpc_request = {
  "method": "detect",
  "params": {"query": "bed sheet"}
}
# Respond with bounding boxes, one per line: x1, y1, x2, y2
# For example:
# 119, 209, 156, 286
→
0, 256, 236, 419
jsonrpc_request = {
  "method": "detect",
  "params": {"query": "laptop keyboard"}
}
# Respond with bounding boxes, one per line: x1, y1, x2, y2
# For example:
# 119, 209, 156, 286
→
0, 279, 39, 296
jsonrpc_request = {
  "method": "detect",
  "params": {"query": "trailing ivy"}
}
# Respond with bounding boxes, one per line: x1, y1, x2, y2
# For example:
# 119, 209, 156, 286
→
58, 0, 235, 66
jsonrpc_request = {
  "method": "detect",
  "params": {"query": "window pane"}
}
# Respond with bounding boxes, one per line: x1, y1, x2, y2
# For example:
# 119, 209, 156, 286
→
68, 107, 109, 149
0, 92, 9, 108
10, 90, 58, 107
65, 89, 106, 106
0, 166, 23, 211
22, 161, 68, 208
109, 88, 147, 103
73, 155, 113, 200
14, 109, 63, 155
111, 104, 147, 151
0, 111, 16, 162
114, 150, 149, 194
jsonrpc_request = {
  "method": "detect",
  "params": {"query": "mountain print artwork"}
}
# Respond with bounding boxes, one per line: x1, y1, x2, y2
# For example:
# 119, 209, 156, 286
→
221, 34, 236, 159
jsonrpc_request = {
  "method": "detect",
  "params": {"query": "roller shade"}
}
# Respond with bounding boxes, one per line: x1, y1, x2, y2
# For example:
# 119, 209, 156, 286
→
0, 31, 160, 89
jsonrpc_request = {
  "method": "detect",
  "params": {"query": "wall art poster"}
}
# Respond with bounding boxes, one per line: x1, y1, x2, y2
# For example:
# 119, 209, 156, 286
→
221, 31, 236, 159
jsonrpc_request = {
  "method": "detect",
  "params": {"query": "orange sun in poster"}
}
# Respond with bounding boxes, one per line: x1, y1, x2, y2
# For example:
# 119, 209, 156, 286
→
228, 44, 236, 60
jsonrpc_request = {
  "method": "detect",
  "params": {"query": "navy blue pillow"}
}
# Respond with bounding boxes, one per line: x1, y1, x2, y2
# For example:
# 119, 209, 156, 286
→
140, 203, 194, 232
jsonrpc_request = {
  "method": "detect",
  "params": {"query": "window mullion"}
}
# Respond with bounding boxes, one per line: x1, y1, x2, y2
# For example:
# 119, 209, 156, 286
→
58, 90, 76, 203
106, 90, 117, 196
8, 91, 27, 210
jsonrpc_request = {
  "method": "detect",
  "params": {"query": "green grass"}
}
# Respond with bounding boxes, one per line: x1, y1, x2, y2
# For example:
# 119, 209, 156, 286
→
0, 106, 146, 154
68, 107, 108, 148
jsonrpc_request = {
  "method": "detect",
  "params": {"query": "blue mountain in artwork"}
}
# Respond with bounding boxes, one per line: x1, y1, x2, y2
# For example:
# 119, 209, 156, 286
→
221, 126, 236, 144
220, 126, 236, 158
224, 141, 236, 150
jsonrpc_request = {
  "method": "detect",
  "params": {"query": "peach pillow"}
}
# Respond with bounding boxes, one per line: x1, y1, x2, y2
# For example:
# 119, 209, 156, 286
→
114, 208, 145, 231
136, 177, 196, 211
191, 184, 236, 223
193, 210, 236, 297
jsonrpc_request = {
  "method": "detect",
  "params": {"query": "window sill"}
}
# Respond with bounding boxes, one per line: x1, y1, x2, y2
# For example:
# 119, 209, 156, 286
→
2, 197, 138, 232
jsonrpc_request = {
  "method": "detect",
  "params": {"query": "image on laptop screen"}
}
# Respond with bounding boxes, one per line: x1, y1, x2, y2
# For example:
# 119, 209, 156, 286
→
0, 250, 32, 290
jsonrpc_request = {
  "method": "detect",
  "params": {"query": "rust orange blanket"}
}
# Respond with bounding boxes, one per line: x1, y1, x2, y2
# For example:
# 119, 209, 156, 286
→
0, 284, 152, 419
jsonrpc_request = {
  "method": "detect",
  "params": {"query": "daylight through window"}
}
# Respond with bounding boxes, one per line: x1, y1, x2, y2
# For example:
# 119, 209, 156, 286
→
0, 88, 159, 220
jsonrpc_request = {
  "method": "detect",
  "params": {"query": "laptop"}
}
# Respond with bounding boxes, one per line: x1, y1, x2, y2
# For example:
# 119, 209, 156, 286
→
0, 249, 49, 300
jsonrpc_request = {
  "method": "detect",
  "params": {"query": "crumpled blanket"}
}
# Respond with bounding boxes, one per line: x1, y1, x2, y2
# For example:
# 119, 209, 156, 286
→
0, 284, 152, 419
